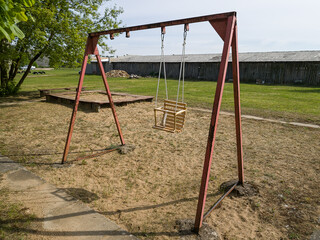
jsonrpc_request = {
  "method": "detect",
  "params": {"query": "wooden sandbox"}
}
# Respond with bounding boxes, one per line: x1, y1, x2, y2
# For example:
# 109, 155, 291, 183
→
45, 90, 153, 112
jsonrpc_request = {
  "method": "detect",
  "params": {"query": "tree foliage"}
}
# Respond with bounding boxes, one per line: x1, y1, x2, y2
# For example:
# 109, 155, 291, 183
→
0, 0, 34, 41
0, 0, 123, 96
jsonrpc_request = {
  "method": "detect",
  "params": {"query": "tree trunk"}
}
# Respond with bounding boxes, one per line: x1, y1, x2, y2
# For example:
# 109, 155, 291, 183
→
1, 66, 4, 88
0, 61, 9, 89
9, 57, 21, 81
0, 39, 9, 89
13, 32, 54, 93
13, 51, 43, 92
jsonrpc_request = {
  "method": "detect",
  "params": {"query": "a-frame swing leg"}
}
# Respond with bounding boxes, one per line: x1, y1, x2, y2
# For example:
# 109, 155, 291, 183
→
61, 38, 90, 164
231, 23, 244, 184
61, 36, 125, 164
194, 15, 243, 232
96, 54, 125, 145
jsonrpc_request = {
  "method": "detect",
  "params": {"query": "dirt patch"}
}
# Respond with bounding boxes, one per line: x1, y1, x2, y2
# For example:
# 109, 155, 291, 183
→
175, 219, 220, 240
220, 180, 259, 197
119, 144, 136, 154
106, 70, 130, 78
0, 100, 319, 239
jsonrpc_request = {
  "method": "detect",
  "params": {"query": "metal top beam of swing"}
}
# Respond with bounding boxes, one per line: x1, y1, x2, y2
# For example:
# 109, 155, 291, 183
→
61, 11, 244, 235
88, 12, 236, 37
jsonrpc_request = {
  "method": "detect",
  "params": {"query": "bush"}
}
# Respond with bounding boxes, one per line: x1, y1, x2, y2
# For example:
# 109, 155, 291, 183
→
0, 82, 18, 96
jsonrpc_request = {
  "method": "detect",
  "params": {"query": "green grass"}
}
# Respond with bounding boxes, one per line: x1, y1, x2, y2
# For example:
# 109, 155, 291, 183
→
14, 68, 320, 124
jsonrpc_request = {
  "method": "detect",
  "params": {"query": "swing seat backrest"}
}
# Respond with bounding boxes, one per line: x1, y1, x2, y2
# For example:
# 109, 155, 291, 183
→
163, 100, 187, 132
154, 99, 187, 133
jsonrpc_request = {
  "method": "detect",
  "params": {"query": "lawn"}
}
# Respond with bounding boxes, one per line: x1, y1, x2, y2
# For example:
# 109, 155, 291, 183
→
15, 68, 320, 124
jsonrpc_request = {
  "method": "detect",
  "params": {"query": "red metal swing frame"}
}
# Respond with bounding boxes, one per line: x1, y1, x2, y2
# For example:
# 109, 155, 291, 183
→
61, 11, 244, 233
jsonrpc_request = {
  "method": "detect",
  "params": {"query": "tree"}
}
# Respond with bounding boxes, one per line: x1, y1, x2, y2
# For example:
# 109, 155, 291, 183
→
0, 0, 123, 96
0, 0, 34, 95
0, 0, 34, 41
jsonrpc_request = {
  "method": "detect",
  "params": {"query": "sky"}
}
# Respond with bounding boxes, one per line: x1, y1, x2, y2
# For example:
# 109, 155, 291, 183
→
99, 0, 320, 56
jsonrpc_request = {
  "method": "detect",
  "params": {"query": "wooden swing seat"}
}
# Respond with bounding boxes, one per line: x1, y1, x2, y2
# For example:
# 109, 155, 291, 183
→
153, 99, 187, 133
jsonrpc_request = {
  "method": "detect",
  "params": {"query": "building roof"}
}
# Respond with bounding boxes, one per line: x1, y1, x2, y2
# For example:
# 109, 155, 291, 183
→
110, 51, 320, 63
90, 56, 110, 62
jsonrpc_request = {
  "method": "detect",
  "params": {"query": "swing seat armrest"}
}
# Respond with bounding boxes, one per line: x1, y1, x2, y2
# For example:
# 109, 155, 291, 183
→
154, 108, 186, 115
154, 107, 165, 112
176, 109, 186, 115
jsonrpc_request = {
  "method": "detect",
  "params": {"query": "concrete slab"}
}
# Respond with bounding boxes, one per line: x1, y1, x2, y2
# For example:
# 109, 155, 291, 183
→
0, 155, 22, 173
0, 154, 138, 240
190, 108, 320, 129
6, 168, 45, 190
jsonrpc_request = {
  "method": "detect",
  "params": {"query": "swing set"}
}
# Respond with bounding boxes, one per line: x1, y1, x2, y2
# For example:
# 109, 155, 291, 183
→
61, 11, 244, 233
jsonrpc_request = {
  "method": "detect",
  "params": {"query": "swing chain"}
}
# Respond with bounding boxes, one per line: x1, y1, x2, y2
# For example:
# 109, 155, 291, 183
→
161, 32, 165, 50
176, 24, 188, 109
155, 27, 168, 107
182, 25, 188, 47
182, 24, 188, 103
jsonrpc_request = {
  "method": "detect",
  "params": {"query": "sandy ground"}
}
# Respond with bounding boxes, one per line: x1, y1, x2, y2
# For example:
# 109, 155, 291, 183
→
0, 99, 319, 239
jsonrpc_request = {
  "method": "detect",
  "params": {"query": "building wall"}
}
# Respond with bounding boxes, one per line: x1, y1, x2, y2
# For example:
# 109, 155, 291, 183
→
85, 62, 112, 75
239, 62, 320, 85
112, 62, 229, 81
88, 61, 320, 86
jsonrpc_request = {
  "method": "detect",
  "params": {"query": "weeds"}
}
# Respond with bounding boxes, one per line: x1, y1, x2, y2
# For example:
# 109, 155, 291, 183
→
0, 187, 36, 240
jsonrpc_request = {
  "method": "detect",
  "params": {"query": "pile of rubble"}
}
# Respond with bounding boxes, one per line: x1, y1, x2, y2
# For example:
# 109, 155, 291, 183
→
106, 70, 130, 78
